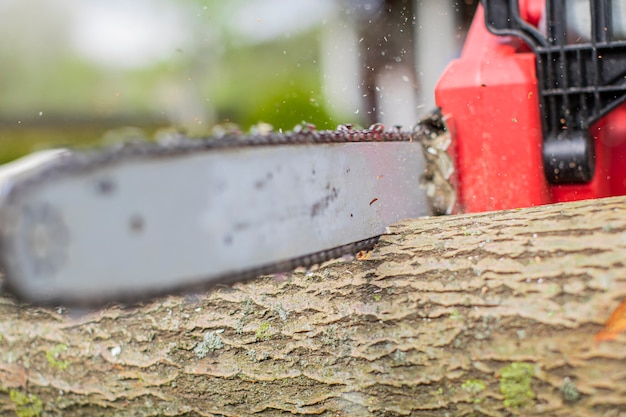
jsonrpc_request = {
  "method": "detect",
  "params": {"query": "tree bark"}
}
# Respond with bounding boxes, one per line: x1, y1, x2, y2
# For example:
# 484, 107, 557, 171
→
2, 196, 626, 416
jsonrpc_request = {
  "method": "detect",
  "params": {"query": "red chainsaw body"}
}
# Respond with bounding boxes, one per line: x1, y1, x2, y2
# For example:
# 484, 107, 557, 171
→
435, 0, 626, 213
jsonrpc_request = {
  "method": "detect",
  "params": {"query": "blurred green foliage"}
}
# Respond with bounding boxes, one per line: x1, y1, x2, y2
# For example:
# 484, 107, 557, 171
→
214, 32, 335, 130
0, 1, 338, 163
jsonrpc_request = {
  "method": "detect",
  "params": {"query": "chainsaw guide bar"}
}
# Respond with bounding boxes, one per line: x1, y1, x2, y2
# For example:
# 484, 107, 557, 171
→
0, 111, 449, 305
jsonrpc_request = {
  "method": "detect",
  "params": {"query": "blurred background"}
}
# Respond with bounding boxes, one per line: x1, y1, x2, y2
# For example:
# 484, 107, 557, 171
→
0, 0, 478, 164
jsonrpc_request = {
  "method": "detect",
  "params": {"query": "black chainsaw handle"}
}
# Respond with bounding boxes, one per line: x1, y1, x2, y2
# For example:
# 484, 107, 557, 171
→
482, 0, 546, 48
482, 0, 626, 184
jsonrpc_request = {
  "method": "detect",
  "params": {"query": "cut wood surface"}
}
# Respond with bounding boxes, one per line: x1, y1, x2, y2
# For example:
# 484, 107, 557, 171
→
1, 196, 626, 416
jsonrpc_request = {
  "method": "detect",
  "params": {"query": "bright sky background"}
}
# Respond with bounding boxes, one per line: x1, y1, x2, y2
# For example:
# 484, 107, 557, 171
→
67, 0, 335, 68
232, 0, 335, 43
70, 0, 194, 69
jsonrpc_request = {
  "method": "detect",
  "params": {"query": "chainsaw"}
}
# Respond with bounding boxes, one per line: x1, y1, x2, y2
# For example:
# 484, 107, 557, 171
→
1, 0, 625, 305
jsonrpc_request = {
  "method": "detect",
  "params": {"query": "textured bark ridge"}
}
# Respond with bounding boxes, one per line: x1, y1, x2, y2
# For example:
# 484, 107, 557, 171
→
1, 196, 626, 416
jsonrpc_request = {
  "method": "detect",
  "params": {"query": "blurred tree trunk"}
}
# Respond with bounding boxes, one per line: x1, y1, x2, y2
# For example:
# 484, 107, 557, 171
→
1, 196, 626, 416
353, 0, 479, 126
356, 0, 418, 125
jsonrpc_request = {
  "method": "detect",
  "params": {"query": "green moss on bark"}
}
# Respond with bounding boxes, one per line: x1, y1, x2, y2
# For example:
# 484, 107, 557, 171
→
500, 362, 536, 408
9, 390, 43, 417
45, 344, 70, 370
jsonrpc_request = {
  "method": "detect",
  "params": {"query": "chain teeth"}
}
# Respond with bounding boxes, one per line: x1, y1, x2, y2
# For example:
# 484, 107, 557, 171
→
415, 111, 457, 215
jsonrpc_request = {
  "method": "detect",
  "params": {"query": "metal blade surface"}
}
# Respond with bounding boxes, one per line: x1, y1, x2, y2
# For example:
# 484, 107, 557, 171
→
0, 141, 427, 304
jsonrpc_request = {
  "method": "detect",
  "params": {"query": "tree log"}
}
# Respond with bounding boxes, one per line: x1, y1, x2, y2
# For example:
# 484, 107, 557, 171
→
2, 196, 626, 416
